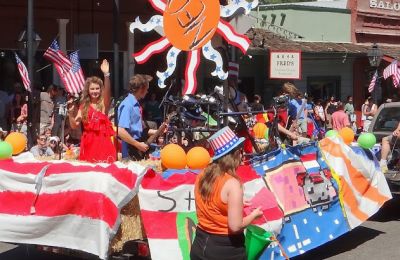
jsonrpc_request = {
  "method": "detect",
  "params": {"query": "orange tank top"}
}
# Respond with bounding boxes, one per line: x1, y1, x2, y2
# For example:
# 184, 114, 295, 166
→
194, 172, 233, 235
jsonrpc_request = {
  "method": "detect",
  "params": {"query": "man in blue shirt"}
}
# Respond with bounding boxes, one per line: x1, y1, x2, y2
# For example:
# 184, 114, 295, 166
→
117, 74, 156, 159
288, 92, 307, 136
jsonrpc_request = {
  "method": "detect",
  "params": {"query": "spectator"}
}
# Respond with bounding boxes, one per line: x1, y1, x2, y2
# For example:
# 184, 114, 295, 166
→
344, 96, 356, 131
288, 91, 307, 137
40, 85, 58, 134
30, 134, 54, 157
313, 99, 325, 128
10, 94, 28, 135
44, 127, 52, 140
0, 127, 7, 141
362, 96, 377, 132
48, 136, 61, 156
10, 90, 27, 132
361, 98, 368, 131
237, 92, 249, 112
250, 94, 264, 111
325, 96, 337, 129
331, 102, 350, 131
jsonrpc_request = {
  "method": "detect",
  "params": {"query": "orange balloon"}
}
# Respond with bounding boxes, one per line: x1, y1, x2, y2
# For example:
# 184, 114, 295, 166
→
253, 122, 267, 139
338, 127, 354, 145
163, 0, 220, 51
161, 144, 187, 169
5, 132, 27, 155
187, 147, 211, 169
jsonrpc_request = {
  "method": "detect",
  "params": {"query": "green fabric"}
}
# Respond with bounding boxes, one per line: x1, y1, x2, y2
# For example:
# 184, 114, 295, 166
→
202, 112, 218, 126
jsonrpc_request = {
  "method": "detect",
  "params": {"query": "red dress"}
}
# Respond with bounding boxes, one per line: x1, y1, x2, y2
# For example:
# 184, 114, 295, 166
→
79, 106, 116, 163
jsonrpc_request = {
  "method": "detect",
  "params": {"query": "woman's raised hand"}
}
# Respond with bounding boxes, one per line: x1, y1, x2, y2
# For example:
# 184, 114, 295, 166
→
100, 59, 110, 74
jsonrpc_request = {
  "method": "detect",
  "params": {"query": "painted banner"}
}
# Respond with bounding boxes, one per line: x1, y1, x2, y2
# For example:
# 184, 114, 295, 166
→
269, 51, 302, 80
139, 139, 391, 260
0, 153, 147, 259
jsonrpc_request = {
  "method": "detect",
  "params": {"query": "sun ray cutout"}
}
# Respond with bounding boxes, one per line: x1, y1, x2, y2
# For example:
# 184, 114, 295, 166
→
130, 0, 258, 95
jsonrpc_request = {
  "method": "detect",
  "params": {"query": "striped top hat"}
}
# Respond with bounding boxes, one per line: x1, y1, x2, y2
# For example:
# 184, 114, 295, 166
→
208, 126, 245, 161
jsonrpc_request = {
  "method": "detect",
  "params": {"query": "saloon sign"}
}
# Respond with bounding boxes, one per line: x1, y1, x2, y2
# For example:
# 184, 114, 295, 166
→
270, 50, 302, 80
370, 0, 400, 11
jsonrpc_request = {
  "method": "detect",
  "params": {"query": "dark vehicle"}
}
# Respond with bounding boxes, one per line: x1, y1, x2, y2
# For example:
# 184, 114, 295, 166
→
369, 102, 400, 190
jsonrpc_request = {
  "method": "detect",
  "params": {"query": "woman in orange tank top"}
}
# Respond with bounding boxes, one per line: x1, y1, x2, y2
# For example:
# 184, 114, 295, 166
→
191, 127, 262, 260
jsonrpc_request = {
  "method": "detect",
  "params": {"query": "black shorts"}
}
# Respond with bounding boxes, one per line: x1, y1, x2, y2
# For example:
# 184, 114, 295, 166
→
190, 228, 246, 260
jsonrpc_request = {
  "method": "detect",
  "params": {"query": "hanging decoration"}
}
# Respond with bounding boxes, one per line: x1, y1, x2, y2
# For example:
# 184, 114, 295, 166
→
130, 0, 258, 95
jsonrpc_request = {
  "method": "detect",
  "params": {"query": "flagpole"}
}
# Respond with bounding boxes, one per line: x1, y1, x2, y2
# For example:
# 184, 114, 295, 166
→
27, 0, 35, 149
113, 0, 120, 98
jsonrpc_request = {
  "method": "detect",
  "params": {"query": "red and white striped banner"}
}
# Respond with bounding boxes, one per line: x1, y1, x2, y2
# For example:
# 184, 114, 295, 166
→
0, 154, 148, 259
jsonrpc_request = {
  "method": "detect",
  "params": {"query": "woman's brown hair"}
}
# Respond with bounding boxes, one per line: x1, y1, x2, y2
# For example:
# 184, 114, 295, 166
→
198, 147, 242, 201
80, 76, 104, 122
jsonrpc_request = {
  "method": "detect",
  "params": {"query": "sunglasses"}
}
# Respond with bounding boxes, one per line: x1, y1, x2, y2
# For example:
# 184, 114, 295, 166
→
39, 137, 47, 141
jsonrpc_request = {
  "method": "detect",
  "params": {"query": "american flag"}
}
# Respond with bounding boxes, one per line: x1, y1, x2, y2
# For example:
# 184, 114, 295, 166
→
14, 53, 31, 92
43, 39, 72, 71
56, 51, 85, 95
368, 70, 378, 93
228, 61, 239, 79
393, 67, 400, 88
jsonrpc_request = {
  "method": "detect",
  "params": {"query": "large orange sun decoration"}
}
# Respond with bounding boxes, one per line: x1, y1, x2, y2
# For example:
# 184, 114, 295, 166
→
130, 0, 258, 95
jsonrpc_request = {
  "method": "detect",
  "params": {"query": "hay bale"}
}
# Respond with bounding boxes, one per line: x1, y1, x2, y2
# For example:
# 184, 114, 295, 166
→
109, 196, 145, 253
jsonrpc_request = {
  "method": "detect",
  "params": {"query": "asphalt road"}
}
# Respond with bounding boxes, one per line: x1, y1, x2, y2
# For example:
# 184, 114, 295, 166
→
1, 194, 400, 260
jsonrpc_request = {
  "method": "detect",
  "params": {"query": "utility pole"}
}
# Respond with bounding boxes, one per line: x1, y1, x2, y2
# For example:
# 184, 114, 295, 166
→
113, 0, 120, 98
27, 0, 34, 148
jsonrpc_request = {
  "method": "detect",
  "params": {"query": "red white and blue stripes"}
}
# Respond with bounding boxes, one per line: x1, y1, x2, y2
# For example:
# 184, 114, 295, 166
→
15, 53, 31, 92
208, 127, 244, 159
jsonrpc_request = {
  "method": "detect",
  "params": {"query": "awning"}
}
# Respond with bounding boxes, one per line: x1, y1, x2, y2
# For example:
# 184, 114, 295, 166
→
246, 28, 400, 60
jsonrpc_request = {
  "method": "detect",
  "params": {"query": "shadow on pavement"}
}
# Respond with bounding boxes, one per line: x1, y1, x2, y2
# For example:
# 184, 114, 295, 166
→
0, 245, 85, 260
369, 193, 400, 222
292, 226, 384, 260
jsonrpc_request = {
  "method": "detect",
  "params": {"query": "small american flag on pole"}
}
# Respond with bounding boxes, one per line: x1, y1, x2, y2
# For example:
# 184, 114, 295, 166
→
43, 39, 72, 71
383, 60, 400, 88
383, 60, 396, 79
15, 53, 31, 92
368, 70, 378, 93
55, 51, 85, 95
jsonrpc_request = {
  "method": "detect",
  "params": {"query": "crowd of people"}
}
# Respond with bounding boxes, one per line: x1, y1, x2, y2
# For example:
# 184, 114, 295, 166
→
0, 60, 394, 164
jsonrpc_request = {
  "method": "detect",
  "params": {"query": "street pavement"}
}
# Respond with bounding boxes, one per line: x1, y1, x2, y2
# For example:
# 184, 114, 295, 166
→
1, 194, 399, 260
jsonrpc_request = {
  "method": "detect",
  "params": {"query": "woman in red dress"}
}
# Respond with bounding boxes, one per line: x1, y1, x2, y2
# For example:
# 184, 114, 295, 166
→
67, 60, 116, 163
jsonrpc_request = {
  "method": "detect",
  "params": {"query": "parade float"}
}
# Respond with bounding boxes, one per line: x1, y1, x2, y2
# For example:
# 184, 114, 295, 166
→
0, 0, 393, 260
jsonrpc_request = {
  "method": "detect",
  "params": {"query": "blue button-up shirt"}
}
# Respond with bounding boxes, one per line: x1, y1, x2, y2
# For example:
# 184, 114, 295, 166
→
118, 94, 143, 158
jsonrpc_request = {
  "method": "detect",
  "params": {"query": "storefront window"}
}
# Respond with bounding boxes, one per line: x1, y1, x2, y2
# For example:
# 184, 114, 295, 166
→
307, 76, 341, 101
